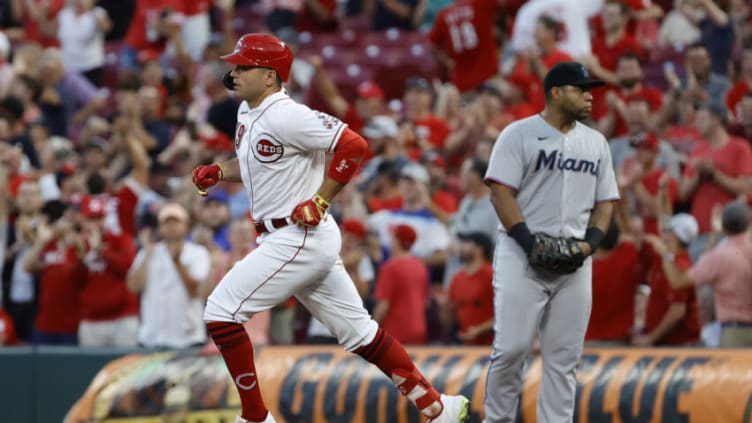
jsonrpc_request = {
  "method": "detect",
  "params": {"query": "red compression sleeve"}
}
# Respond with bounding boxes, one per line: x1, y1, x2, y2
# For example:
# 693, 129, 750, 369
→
328, 127, 367, 183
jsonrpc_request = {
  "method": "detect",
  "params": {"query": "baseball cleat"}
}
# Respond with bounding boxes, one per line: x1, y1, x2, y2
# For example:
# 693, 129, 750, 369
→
428, 394, 470, 423
234, 413, 277, 423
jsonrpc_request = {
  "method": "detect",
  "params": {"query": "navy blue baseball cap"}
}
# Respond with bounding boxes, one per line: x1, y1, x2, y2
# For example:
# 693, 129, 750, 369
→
543, 62, 604, 92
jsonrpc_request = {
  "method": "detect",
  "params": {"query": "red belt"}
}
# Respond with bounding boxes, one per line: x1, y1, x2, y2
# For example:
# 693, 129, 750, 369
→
255, 218, 292, 234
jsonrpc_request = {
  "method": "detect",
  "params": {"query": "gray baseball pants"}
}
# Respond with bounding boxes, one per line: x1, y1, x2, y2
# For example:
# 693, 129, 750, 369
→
484, 235, 592, 423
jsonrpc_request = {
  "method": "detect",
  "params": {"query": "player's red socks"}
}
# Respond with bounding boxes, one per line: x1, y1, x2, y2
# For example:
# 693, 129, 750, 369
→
354, 327, 443, 418
207, 321, 269, 422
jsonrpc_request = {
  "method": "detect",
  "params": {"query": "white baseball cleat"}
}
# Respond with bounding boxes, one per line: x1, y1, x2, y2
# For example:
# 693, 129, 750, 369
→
234, 413, 277, 423
428, 394, 470, 423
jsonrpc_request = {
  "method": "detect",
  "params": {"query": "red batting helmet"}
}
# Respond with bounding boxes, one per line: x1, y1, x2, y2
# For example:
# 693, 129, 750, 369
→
221, 33, 293, 83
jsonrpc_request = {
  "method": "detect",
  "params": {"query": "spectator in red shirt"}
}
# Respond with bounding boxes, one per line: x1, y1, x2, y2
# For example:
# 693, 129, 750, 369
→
311, 57, 385, 134
510, 15, 574, 111
619, 132, 679, 236
584, 0, 644, 86
12, 0, 65, 48
637, 214, 701, 346
442, 232, 494, 345
517, 15, 574, 81
679, 103, 752, 258
596, 52, 663, 138
726, 46, 752, 121
120, 0, 184, 72
23, 212, 85, 345
428, 0, 503, 92
421, 150, 459, 218
77, 197, 139, 347
373, 224, 430, 345
403, 77, 451, 152
728, 92, 752, 143
586, 220, 641, 345
366, 160, 403, 213
657, 202, 752, 347
297, 0, 338, 32
0, 308, 17, 346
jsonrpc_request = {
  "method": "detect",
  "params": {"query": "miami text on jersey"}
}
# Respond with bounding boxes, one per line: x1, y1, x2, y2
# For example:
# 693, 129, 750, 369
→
534, 149, 600, 175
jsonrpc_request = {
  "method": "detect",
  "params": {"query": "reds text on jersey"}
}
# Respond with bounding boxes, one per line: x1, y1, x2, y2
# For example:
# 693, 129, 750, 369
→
234, 90, 347, 221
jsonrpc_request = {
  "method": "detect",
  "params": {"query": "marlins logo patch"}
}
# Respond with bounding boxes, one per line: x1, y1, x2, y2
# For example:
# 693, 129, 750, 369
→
235, 123, 246, 149
253, 137, 284, 163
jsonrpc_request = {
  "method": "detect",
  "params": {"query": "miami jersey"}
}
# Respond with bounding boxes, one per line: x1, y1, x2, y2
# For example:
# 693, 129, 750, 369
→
485, 114, 619, 238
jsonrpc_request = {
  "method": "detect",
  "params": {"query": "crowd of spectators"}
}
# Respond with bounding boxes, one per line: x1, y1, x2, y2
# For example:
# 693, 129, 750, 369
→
0, 0, 750, 351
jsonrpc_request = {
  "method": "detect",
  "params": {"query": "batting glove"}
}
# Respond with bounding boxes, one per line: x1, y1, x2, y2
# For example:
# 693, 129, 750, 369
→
192, 163, 223, 196
291, 194, 329, 227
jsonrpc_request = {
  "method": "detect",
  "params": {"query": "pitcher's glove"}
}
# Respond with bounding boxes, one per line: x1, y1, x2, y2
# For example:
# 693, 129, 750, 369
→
528, 233, 585, 274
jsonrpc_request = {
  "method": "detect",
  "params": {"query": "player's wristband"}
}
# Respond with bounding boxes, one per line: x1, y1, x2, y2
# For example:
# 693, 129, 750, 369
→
584, 227, 606, 254
216, 163, 224, 181
508, 222, 534, 254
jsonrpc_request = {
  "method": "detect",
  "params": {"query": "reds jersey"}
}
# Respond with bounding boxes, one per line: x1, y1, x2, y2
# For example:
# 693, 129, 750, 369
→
234, 90, 347, 221
429, 0, 501, 92
485, 115, 619, 238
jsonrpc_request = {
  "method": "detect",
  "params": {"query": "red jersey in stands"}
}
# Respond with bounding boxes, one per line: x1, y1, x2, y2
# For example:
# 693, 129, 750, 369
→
22, 0, 65, 48
297, 0, 337, 32
726, 80, 750, 119
80, 231, 138, 321
181, 0, 210, 16
80, 179, 140, 236
644, 251, 700, 345
35, 241, 86, 334
342, 104, 365, 134
429, 0, 502, 92
413, 115, 451, 149
124, 0, 184, 52
510, 49, 573, 110
594, 86, 663, 136
682, 136, 752, 232
368, 196, 403, 212
663, 125, 703, 158
591, 33, 644, 73
0, 309, 17, 345
374, 256, 430, 345
449, 263, 494, 345
586, 242, 641, 342
621, 164, 677, 235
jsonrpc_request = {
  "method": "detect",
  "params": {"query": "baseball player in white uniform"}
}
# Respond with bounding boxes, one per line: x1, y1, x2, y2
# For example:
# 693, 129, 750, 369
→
191, 33, 469, 423
483, 62, 619, 422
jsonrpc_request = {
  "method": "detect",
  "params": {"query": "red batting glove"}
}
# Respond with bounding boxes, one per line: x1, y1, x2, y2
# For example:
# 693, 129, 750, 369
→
291, 194, 329, 227
192, 164, 223, 196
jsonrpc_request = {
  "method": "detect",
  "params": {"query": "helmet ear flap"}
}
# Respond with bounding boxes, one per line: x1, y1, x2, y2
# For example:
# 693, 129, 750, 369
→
223, 71, 236, 91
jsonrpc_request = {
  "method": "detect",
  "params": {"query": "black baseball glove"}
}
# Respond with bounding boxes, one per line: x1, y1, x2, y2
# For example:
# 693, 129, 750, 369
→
528, 233, 586, 274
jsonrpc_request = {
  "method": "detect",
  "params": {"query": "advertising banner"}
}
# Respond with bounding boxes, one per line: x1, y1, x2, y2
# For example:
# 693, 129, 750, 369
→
65, 347, 752, 423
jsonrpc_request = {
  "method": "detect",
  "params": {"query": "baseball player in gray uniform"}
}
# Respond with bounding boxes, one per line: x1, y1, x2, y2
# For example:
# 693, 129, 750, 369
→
483, 62, 620, 422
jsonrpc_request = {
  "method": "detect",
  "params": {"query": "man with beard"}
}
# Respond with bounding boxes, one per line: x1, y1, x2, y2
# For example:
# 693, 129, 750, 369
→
442, 232, 494, 345
594, 52, 663, 139
483, 62, 618, 422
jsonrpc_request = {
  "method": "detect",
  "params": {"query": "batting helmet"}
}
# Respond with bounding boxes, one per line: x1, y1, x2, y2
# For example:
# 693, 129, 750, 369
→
220, 33, 293, 83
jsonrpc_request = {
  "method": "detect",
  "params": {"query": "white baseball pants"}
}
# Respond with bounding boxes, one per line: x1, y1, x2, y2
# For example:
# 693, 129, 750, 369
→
204, 218, 378, 351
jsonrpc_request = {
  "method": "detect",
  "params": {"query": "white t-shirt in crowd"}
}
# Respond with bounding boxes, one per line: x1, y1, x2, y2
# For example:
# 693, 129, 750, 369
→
510, 0, 603, 59
368, 209, 450, 259
132, 241, 211, 349
57, 6, 108, 72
